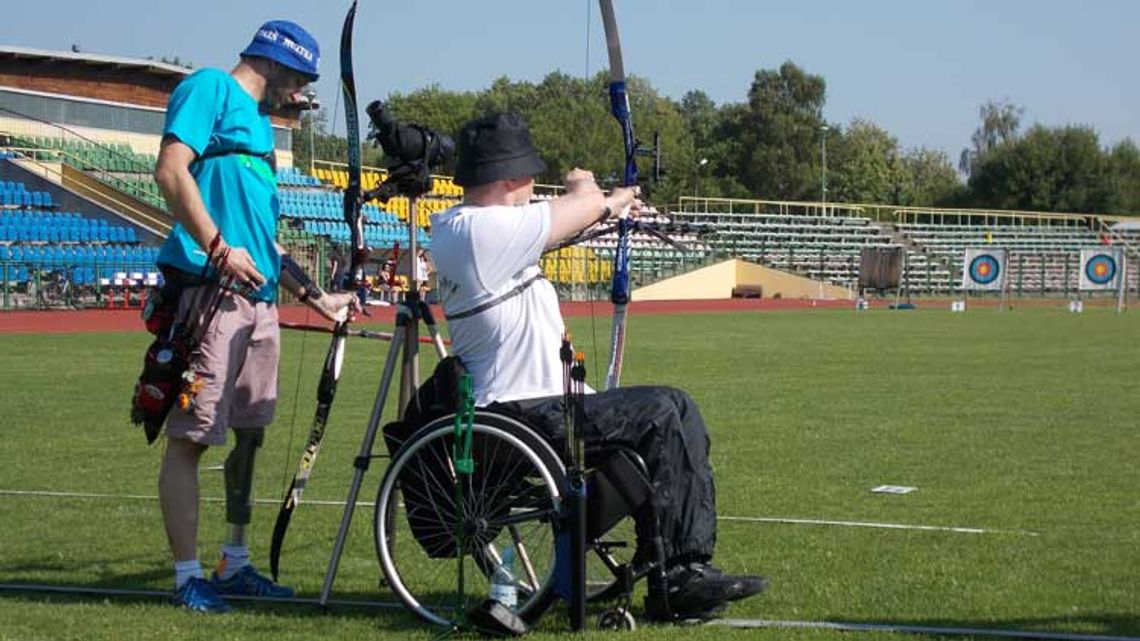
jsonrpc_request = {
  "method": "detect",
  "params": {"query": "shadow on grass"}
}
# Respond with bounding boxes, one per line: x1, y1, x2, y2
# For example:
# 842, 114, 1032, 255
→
0, 554, 425, 631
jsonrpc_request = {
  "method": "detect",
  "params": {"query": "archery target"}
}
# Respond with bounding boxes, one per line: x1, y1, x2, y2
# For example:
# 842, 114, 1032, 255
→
961, 249, 1007, 291
969, 255, 1001, 285
1079, 248, 1123, 290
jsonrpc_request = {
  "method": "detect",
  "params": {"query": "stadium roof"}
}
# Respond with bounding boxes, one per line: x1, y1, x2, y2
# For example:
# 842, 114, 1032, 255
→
0, 45, 191, 79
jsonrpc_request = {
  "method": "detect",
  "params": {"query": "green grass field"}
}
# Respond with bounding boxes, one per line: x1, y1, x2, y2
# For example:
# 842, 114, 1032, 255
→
0, 306, 1137, 640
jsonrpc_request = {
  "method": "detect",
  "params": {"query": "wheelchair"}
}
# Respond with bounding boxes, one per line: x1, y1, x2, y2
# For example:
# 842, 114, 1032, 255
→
375, 409, 662, 631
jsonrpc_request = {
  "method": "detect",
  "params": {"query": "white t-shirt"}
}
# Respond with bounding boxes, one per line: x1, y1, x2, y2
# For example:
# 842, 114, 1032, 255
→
430, 201, 567, 406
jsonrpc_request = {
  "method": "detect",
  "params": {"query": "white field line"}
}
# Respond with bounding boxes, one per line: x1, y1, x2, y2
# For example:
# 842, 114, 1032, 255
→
0, 585, 1132, 641
0, 582, 402, 609
719, 514, 1039, 536
709, 619, 1139, 641
0, 488, 1038, 535
0, 488, 369, 507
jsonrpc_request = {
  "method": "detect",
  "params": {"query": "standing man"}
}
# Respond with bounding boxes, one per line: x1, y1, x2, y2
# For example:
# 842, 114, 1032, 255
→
429, 112, 766, 622
153, 20, 359, 613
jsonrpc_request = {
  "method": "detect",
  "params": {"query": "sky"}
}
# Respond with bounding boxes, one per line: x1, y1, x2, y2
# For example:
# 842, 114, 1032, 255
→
3, 0, 1138, 161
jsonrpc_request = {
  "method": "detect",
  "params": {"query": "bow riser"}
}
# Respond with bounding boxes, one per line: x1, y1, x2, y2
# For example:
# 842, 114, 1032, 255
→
599, 0, 635, 391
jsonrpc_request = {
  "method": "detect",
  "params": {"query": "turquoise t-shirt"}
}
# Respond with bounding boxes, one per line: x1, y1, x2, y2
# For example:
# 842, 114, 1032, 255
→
156, 68, 280, 302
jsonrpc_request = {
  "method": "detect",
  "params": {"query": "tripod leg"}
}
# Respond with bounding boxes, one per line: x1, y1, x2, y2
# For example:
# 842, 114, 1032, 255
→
419, 299, 449, 359
319, 305, 411, 605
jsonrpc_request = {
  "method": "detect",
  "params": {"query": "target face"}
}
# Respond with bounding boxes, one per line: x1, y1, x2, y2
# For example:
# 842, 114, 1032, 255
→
968, 254, 1001, 285
1084, 254, 1117, 286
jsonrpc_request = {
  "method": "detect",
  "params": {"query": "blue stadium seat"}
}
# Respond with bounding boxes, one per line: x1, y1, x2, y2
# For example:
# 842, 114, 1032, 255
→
125, 227, 137, 243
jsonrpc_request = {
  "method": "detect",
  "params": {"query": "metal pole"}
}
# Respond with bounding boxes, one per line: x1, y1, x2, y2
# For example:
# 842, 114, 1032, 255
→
820, 124, 829, 214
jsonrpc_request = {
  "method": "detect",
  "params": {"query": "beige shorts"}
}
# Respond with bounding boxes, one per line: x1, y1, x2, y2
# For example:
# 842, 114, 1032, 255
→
166, 285, 280, 446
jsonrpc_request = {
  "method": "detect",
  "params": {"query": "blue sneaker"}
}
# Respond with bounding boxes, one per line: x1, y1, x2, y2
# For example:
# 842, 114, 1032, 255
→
211, 565, 295, 599
172, 576, 232, 613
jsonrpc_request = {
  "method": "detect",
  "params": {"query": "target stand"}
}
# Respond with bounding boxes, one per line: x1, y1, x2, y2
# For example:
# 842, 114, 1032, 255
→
960, 248, 1009, 312
857, 247, 908, 311
1076, 248, 1127, 314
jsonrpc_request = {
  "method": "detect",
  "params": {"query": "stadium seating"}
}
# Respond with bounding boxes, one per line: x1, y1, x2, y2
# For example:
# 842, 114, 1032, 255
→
0, 174, 157, 307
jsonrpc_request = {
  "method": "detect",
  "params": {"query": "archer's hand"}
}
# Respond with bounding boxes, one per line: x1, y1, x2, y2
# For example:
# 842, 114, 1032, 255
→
213, 244, 266, 290
564, 168, 602, 194
605, 186, 642, 220
313, 291, 363, 323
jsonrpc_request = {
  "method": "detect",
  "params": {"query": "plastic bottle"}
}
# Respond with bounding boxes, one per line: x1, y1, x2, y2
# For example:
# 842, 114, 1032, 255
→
488, 546, 518, 608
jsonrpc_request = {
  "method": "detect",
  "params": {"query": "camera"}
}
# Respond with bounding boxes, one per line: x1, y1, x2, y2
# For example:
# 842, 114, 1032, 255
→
365, 100, 454, 168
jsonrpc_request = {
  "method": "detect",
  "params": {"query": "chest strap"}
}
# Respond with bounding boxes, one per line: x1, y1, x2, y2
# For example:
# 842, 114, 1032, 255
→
445, 273, 545, 321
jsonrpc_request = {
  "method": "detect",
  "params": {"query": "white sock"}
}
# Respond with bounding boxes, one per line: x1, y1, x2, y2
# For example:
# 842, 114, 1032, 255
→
174, 559, 204, 589
217, 544, 250, 580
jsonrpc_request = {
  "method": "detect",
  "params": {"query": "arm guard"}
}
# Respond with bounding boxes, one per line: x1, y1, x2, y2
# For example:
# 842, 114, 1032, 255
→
281, 254, 323, 302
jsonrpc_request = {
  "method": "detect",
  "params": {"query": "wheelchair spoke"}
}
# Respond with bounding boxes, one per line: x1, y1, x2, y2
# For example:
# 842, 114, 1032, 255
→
376, 417, 565, 629
509, 525, 540, 592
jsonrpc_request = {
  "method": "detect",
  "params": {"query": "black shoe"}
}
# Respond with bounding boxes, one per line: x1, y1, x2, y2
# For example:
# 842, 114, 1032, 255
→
643, 562, 767, 622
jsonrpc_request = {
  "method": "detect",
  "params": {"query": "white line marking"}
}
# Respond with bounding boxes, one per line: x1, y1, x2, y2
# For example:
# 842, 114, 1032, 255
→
0, 583, 401, 609
719, 515, 1039, 536
0, 489, 376, 508
709, 619, 1138, 641
0, 489, 1038, 535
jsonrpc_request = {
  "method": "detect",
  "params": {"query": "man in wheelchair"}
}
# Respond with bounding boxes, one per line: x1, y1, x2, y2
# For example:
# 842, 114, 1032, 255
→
424, 112, 767, 622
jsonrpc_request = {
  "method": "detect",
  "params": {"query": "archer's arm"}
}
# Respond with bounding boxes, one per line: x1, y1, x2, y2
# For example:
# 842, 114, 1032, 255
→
546, 168, 639, 249
277, 246, 362, 323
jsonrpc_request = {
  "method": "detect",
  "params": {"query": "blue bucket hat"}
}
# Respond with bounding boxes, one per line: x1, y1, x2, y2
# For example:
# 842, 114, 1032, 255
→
240, 20, 320, 82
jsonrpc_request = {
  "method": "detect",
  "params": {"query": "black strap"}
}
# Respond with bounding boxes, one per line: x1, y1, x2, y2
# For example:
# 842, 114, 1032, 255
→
445, 273, 545, 321
192, 147, 276, 171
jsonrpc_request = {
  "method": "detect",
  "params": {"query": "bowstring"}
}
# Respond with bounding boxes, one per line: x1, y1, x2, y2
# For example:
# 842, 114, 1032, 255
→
279, 81, 341, 493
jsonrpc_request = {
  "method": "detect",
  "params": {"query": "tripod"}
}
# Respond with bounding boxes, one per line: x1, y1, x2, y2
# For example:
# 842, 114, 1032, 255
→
318, 188, 449, 606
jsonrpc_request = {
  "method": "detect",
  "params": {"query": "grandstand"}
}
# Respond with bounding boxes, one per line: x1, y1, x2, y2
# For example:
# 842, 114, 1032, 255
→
670, 197, 1140, 298
673, 197, 896, 293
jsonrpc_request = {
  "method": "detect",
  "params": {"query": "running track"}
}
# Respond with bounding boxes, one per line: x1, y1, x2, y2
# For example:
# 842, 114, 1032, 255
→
0, 298, 858, 334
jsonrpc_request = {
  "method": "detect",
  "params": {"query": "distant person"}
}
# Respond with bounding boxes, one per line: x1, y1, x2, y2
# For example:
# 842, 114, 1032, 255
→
151, 20, 359, 613
415, 248, 432, 300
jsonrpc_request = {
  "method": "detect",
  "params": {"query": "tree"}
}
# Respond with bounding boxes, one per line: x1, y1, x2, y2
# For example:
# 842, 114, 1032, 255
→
966, 124, 1110, 213
732, 61, 828, 200
896, 147, 963, 206
827, 119, 898, 204
293, 107, 357, 171
1105, 139, 1140, 214
959, 99, 1023, 175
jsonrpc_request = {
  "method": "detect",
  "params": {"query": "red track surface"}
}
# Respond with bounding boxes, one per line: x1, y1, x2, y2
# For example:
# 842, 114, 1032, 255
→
0, 298, 859, 334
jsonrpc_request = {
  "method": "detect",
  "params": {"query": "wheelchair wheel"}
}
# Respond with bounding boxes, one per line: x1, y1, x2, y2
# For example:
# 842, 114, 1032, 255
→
375, 412, 566, 628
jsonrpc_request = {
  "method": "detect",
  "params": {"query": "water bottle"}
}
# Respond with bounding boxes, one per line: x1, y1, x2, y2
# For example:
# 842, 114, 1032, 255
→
488, 547, 518, 608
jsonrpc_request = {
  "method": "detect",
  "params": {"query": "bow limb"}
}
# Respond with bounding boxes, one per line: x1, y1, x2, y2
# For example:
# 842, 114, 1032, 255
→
599, 0, 636, 391
269, 0, 363, 581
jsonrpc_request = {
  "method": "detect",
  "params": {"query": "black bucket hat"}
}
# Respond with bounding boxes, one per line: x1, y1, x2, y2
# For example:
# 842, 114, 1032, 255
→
454, 112, 546, 187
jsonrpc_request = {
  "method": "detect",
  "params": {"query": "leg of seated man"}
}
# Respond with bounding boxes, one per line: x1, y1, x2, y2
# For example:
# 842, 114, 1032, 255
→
492, 385, 765, 619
